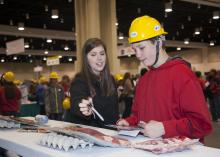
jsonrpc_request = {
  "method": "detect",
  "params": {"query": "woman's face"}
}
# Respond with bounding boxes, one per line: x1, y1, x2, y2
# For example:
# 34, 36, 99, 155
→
87, 45, 106, 75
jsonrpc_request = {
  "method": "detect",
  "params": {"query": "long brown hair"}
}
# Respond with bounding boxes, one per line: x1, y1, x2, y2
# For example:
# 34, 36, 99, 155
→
80, 38, 115, 96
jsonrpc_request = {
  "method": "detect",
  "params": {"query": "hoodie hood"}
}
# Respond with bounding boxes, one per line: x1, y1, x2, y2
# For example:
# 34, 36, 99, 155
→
149, 56, 191, 71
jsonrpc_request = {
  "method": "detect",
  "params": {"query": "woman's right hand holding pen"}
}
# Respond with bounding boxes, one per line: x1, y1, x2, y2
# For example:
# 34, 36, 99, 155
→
79, 98, 92, 116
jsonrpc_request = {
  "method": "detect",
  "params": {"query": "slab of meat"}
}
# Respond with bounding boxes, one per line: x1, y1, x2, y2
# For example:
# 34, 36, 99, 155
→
133, 136, 199, 154
50, 126, 131, 147
0, 115, 38, 126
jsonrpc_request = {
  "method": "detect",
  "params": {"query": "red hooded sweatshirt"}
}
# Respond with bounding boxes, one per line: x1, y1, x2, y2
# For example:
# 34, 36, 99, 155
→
0, 87, 21, 113
125, 59, 212, 141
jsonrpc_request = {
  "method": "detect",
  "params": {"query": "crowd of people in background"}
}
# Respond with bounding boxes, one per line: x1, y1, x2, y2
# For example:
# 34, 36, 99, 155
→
1, 68, 220, 123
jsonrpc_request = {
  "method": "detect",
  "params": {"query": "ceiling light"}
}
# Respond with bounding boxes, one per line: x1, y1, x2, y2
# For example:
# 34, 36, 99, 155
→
210, 41, 214, 46
213, 11, 220, 20
177, 47, 181, 51
58, 55, 62, 58
68, 0, 72, 2
44, 5, 48, 12
60, 18, 64, 23
30, 59, 33, 63
165, 2, 172, 13
128, 54, 131, 57
46, 39, 52, 43
1, 58, 5, 62
188, 16, 191, 21
51, 9, 59, 19
194, 28, 200, 35
68, 57, 72, 62
118, 32, 124, 40
18, 22, 24, 31
184, 38, 189, 44
25, 13, 30, 20
44, 51, 48, 54
181, 24, 184, 29
9, 20, 13, 26
28, 54, 31, 57
164, 12, 168, 18
0, 0, 4, 5
24, 43, 29, 48
175, 31, 179, 36
43, 57, 47, 61
13, 56, 17, 60
137, 8, 141, 14
115, 22, 118, 26
64, 45, 69, 51
197, 4, 201, 9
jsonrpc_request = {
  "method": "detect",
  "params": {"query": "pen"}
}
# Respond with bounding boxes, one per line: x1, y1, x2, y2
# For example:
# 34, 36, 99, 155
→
90, 98, 104, 121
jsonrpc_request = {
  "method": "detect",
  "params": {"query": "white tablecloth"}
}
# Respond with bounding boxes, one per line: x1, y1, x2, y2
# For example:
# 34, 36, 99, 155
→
0, 118, 220, 157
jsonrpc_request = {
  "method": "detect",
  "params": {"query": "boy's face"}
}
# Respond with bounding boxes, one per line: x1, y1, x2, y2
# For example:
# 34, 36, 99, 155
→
131, 40, 157, 67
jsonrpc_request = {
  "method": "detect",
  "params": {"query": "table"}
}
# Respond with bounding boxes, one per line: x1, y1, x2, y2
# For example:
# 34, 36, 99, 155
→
20, 102, 40, 117
0, 118, 220, 157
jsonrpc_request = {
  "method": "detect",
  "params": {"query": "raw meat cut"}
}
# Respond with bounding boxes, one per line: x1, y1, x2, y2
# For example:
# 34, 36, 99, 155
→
133, 136, 199, 154
49, 126, 131, 147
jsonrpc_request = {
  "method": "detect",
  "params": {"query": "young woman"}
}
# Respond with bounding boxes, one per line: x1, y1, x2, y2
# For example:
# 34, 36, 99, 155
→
69, 38, 119, 127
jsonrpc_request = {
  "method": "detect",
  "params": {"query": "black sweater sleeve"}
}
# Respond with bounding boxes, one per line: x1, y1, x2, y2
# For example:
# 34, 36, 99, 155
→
70, 75, 91, 119
69, 74, 119, 126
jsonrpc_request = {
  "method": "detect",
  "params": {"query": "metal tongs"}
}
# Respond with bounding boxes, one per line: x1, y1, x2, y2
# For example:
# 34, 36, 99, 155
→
88, 98, 104, 121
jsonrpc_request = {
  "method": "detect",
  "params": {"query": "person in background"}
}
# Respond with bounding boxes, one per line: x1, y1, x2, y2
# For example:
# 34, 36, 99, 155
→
60, 75, 71, 95
195, 71, 206, 94
28, 80, 37, 102
36, 76, 48, 115
121, 72, 134, 118
45, 72, 65, 120
60, 75, 71, 121
69, 38, 119, 128
0, 71, 21, 116
117, 15, 212, 142
209, 70, 220, 122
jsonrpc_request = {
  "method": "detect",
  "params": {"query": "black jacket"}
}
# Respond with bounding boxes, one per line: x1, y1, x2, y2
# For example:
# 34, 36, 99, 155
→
69, 74, 119, 128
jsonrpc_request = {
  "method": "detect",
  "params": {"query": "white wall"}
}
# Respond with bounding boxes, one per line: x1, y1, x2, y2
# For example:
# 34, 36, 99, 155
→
172, 46, 220, 73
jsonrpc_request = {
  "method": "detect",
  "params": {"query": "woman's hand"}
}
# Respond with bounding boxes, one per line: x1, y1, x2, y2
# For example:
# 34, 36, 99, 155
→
138, 120, 165, 138
78, 98, 92, 116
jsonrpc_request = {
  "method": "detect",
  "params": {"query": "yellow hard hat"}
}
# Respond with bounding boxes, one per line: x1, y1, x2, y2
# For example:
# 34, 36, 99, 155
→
31, 79, 38, 84
128, 15, 167, 44
49, 72, 59, 79
63, 97, 70, 110
39, 76, 47, 83
114, 74, 123, 81
3, 71, 15, 82
13, 79, 22, 85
